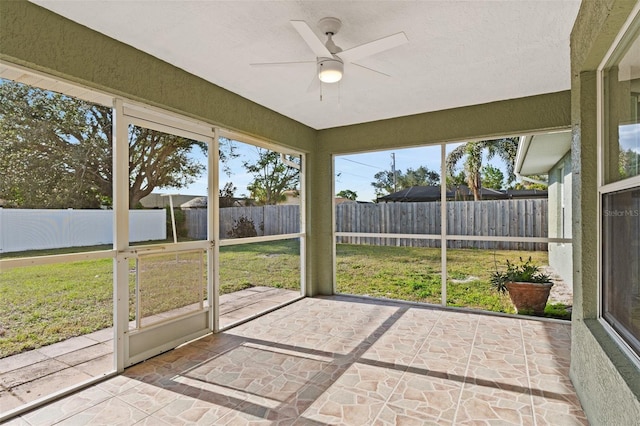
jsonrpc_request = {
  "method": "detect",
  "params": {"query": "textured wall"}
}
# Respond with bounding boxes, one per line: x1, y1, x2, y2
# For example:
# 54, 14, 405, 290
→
318, 91, 571, 154
570, 1, 640, 424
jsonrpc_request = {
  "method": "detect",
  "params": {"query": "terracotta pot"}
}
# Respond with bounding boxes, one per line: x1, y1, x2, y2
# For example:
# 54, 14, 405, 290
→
505, 281, 553, 315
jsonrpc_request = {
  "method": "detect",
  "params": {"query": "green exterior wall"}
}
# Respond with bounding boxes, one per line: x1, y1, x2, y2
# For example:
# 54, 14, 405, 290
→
318, 91, 571, 154
570, 1, 640, 424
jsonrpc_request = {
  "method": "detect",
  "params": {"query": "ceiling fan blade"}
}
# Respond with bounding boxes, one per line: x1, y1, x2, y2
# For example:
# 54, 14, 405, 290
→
306, 75, 320, 93
336, 32, 408, 63
291, 20, 332, 58
351, 63, 391, 78
250, 60, 314, 67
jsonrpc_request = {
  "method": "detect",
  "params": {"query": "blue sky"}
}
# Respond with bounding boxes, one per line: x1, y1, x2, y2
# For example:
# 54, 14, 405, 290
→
335, 145, 445, 202
164, 140, 519, 202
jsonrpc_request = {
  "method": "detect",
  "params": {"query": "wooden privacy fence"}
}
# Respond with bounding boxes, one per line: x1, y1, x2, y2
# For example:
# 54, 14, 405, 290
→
185, 205, 301, 240
184, 199, 548, 250
336, 199, 548, 250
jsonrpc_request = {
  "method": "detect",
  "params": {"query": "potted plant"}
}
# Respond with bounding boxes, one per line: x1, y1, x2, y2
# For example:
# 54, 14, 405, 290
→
490, 256, 553, 315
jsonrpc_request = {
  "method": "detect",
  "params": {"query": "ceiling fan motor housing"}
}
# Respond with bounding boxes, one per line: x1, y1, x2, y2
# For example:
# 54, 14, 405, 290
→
317, 57, 344, 83
318, 17, 342, 36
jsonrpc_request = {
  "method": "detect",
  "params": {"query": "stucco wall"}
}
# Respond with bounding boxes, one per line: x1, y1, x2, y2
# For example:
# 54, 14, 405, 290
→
548, 153, 573, 284
570, 1, 640, 424
318, 91, 571, 154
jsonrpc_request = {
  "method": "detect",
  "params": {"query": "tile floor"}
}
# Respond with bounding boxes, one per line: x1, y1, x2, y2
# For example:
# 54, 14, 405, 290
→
0, 287, 301, 416
3, 296, 587, 425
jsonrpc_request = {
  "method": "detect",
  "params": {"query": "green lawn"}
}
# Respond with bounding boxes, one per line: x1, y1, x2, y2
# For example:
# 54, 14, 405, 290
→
0, 258, 114, 357
1, 241, 563, 358
336, 244, 549, 313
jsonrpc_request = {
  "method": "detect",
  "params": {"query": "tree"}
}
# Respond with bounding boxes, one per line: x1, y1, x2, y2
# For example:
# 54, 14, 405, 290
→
219, 182, 237, 207
510, 175, 548, 190
244, 148, 299, 205
446, 138, 518, 200
371, 166, 440, 197
480, 165, 504, 190
371, 170, 397, 197
619, 148, 640, 179
128, 126, 205, 207
397, 166, 440, 188
337, 189, 358, 200
0, 79, 206, 208
446, 170, 467, 187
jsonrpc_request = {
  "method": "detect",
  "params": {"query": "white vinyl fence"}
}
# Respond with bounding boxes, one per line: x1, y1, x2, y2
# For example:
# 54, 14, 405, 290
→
0, 208, 166, 253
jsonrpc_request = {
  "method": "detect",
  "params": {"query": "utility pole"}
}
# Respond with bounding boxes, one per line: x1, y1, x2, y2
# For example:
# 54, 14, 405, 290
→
391, 153, 397, 192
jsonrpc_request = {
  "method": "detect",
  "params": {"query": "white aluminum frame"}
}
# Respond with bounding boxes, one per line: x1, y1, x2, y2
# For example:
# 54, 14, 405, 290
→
213, 129, 307, 332
332, 141, 573, 308
596, 1, 640, 366
116, 101, 216, 367
0, 60, 309, 419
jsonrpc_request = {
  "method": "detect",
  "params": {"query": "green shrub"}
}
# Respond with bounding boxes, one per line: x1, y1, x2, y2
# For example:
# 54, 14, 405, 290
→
227, 216, 258, 238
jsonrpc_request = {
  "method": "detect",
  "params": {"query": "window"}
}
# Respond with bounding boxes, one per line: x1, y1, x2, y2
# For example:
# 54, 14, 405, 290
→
0, 73, 116, 412
601, 15, 640, 358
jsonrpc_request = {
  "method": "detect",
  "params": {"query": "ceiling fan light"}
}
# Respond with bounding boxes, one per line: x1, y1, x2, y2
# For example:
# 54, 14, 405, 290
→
318, 58, 343, 83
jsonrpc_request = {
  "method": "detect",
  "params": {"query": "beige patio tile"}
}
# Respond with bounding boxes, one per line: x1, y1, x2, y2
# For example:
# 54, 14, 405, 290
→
373, 403, 447, 426
96, 374, 140, 396
150, 394, 236, 425
0, 351, 48, 375
35, 336, 97, 358
455, 382, 535, 425
133, 416, 173, 425
1, 296, 588, 425
9, 366, 93, 404
1, 416, 30, 426
54, 343, 112, 367
330, 363, 404, 401
187, 332, 245, 354
83, 328, 114, 343
532, 393, 589, 426
361, 333, 424, 367
387, 371, 462, 422
116, 381, 181, 415
73, 354, 114, 377
0, 359, 69, 389
21, 386, 112, 426
0, 390, 24, 413
301, 387, 386, 425
55, 397, 147, 425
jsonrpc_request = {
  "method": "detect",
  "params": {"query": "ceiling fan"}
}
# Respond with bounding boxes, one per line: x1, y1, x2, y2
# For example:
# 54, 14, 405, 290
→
252, 17, 408, 87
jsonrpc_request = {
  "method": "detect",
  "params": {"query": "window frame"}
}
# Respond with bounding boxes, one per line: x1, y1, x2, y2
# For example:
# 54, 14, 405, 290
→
597, 2, 640, 364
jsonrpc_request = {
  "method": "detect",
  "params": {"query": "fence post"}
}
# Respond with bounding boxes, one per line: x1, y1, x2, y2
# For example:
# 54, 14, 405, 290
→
67, 208, 74, 248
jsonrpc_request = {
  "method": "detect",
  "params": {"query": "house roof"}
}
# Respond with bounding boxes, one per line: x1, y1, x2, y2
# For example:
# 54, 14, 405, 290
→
515, 131, 572, 176
30, 1, 581, 130
376, 185, 547, 202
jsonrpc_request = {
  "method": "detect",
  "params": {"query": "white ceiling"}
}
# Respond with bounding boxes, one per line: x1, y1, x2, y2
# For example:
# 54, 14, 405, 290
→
31, 0, 581, 130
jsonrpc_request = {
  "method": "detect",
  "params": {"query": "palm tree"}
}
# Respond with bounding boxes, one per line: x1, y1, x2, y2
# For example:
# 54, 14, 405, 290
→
446, 137, 518, 201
